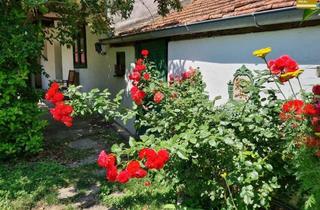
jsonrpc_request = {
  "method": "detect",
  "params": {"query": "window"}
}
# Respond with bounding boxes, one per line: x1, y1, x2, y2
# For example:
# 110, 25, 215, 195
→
73, 26, 87, 68
114, 52, 126, 77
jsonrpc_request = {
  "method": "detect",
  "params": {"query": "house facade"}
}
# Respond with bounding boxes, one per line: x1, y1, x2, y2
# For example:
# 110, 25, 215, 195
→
42, 0, 320, 133
101, 0, 320, 105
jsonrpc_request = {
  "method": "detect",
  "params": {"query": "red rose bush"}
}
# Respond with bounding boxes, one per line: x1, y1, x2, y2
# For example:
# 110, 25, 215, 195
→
97, 148, 169, 184
45, 82, 74, 127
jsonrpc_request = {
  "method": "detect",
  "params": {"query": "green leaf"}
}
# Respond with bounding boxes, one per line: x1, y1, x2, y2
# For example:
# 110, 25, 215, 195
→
129, 137, 136, 147
162, 204, 176, 209
303, 9, 320, 21
111, 144, 121, 153
177, 151, 188, 160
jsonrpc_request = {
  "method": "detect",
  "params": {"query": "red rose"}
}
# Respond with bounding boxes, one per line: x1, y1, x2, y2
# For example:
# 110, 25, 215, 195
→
136, 58, 144, 66
143, 73, 150, 81
282, 100, 304, 114
134, 168, 148, 178
45, 88, 56, 100
182, 71, 191, 80
129, 72, 141, 82
106, 166, 118, 182
268, 55, 299, 75
303, 104, 317, 116
50, 82, 60, 91
117, 170, 130, 183
134, 64, 146, 72
145, 159, 157, 169
153, 91, 164, 104
139, 148, 157, 160
158, 149, 170, 163
61, 115, 73, 127
97, 150, 108, 168
97, 151, 116, 169
130, 87, 146, 105
127, 160, 141, 175
61, 104, 73, 115
141, 49, 149, 57
313, 85, 320, 95
52, 92, 64, 104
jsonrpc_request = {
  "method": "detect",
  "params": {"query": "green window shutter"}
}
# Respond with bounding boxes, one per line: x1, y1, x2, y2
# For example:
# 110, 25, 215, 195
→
135, 39, 168, 81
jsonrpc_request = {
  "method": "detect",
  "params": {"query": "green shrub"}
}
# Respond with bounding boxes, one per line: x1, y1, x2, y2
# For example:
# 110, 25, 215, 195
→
114, 68, 283, 209
0, 5, 46, 157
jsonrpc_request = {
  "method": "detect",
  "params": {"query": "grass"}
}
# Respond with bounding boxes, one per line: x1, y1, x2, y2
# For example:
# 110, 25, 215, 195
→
0, 161, 70, 209
0, 160, 180, 210
0, 117, 184, 209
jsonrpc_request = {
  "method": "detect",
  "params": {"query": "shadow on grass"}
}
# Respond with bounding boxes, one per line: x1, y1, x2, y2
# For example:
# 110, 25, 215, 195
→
0, 161, 71, 209
0, 161, 107, 209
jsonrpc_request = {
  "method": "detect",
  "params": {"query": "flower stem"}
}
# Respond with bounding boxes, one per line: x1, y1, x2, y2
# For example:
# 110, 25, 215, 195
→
262, 57, 286, 100
297, 77, 303, 92
223, 177, 238, 210
273, 78, 287, 100
288, 80, 297, 99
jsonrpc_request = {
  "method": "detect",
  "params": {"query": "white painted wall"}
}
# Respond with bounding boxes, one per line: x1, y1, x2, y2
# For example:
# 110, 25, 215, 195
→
104, 46, 136, 134
58, 27, 136, 133
168, 26, 320, 105
41, 40, 59, 89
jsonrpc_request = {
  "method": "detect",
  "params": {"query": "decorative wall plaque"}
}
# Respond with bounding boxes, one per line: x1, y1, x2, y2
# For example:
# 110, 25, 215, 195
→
228, 65, 254, 101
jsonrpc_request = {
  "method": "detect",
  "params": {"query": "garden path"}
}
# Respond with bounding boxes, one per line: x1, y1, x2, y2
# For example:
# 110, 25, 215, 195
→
32, 109, 130, 210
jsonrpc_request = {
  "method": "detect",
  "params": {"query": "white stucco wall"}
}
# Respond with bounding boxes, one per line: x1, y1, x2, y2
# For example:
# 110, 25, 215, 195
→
59, 27, 136, 133
105, 46, 136, 134
168, 26, 320, 105
40, 41, 61, 89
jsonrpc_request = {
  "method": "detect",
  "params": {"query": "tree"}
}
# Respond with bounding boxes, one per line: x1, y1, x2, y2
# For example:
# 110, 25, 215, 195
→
0, 0, 181, 157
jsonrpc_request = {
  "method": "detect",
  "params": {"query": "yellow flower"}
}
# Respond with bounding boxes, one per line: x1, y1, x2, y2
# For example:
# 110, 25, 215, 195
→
279, 69, 304, 83
253, 47, 272, 58
220, 172, 227, 178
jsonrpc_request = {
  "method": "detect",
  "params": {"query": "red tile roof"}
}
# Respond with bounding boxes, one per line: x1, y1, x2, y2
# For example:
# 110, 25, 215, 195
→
119, 0, 296, 35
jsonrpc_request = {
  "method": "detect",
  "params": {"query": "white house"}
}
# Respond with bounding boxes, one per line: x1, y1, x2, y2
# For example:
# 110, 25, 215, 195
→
42, 0, 320, 133
100, 0, 320, 103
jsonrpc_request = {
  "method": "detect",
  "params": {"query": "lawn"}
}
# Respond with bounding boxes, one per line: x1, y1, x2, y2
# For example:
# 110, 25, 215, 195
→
0, 115, 176, 210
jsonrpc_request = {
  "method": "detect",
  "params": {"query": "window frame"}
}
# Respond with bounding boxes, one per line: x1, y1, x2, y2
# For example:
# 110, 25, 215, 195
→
114, 51, 126, 77
73, 26, 87, 69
